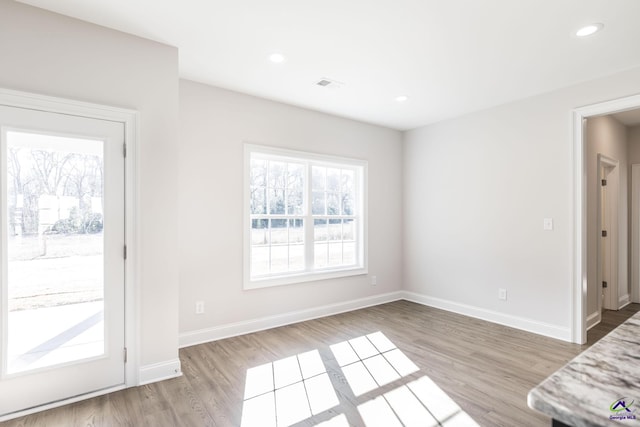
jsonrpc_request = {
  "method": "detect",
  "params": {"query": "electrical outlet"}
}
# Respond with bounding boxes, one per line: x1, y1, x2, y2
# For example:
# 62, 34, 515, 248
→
371, 275, 377, 286
498, 289, 507, 301
195, 301, 205, 314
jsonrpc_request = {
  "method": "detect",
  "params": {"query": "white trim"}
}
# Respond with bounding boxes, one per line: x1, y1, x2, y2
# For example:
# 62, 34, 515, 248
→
573, 92, 640, 344
572, 112, 587, 344
0, 384, 127, 423
138, 359, 182, 386
619, 294, 631, 309
631, 164, 640, 304
123, 105, 140, 388
586, 311, 601, 330
402, 291, 572, 342
0, 88, 139, 386
179, 291, 403, 348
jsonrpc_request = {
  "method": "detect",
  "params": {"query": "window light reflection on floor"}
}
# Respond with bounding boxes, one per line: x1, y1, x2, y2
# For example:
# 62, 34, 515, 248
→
329, 331, 419, 396
241, 349, 339, 427
240, 331, 479, 426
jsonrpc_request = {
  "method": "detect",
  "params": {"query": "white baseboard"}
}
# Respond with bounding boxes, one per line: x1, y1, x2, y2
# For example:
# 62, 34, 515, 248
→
138, 359, 182, 386
179, 291, 403, 348
400, 291, 572, 342
619, 294, 631, 309
586, 310, 601, 330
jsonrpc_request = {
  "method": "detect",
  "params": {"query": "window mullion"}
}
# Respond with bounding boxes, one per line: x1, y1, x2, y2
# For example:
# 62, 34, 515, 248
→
304, 162, 314, 272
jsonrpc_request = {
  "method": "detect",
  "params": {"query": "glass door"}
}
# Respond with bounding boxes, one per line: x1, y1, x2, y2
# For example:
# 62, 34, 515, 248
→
0, 104, 125, 417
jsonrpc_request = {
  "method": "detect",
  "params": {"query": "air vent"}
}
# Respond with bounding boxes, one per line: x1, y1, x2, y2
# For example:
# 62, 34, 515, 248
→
315, 77, 345, 89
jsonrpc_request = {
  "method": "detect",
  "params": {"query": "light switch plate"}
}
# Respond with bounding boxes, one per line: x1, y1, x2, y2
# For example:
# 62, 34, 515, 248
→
543, 218, 553, 231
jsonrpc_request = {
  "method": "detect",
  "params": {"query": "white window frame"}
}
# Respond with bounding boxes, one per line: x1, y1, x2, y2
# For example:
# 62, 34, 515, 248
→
244, 144, 368, 289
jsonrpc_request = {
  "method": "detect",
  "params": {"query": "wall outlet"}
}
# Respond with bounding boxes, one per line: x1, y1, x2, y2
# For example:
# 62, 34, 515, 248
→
195, 301, 205, 314
498, 289, 507, 301
371, 275, 377, 286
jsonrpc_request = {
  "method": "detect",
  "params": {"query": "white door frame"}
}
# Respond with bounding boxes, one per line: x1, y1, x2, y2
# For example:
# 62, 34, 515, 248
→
573, 93, 640, 344
596, 154, 619, 313
631, 164, 640, 305
0, 88, 139, 417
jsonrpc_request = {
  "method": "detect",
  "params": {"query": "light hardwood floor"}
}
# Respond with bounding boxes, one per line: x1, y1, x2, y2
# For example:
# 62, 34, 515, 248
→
2, 301, 639, 427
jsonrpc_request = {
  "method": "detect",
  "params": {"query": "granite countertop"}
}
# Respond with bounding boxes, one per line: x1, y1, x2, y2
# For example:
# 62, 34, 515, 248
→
528, 312, 640, 427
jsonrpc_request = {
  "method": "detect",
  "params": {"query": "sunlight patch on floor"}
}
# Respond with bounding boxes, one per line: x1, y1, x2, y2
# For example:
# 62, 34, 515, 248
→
241, 349, 339, 427
330, 331, 419, 397
240, 331, 479, 426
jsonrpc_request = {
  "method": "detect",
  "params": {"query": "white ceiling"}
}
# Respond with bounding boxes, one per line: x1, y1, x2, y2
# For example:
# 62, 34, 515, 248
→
17, 0, 640, 131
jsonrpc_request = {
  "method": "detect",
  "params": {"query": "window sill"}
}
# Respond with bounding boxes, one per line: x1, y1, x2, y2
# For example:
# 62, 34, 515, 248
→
244, 267, 368, 290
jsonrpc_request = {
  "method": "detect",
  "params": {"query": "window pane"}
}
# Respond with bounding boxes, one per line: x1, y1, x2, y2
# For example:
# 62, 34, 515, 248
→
328, 219, 342, 241
312, 166, 325, 191
327, 168, 340, 192
250, 159, 267, 187
312, 191, 325, 215
289, 244, 304, 271
341, 170, 354, 193
270, 219, 288, 244
251, 187, 267, 215
314, 219, 327, 242
288, 163, 304, 192
6, 134, 107, 374
344, 242, 356, 265
342, 192, 354, 216
314, 242, 328, 268
251, 246, 269, 276
270, 246, 288, 273
327, 193, 340, 215
343, 219, 355, 241
252, 219, 269, 245
287, 190, 303, 215
328, 243, 342, 266
269, 189, 285, 214
268, 161, 286, 189
289, 219, 304, 243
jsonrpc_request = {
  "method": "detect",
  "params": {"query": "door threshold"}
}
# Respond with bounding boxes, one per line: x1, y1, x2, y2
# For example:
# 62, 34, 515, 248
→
0, 383, 126, 422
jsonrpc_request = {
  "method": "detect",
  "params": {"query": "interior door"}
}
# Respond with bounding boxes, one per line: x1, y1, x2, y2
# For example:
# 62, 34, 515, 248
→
600, 165, 613, 311
0, 104, 125, 417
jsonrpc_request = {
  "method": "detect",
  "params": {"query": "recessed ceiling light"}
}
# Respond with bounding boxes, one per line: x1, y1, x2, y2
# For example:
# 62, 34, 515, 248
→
395, 95, 409, 103
315, 77, 345, 89
269, 53, 285, 63
575, 23, 604, 37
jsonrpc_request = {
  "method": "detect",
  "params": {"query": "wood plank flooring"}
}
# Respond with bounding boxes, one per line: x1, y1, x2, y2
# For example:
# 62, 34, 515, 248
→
2, 301, 639, 427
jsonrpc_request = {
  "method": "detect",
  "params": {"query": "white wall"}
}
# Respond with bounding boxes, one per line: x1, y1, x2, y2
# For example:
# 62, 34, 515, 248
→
627, 126, 640, 163
178, 80, 403, 343
585, 116, 628, 320
403, 66, 640, 340
0, 2, 180, 376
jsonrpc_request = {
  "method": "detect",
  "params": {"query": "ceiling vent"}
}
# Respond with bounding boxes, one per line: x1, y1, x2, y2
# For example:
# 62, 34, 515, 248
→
315, 78, 344, 89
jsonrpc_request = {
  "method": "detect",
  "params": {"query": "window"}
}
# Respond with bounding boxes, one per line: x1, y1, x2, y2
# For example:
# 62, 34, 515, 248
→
244, 144, 367, 289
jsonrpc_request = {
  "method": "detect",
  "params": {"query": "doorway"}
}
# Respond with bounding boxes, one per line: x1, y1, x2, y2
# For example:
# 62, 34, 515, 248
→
574, 95, 640, 344
0, 99, 128, 417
